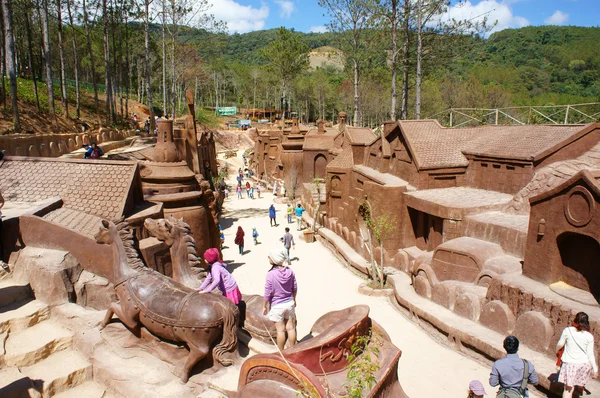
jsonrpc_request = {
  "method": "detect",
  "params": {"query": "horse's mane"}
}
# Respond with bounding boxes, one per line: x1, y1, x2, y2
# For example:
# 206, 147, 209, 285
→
172, 217, 203, 268
114, 218, 146, 271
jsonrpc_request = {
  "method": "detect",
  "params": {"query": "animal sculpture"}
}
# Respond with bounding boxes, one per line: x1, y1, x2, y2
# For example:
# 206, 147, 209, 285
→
95, 219, 238, 382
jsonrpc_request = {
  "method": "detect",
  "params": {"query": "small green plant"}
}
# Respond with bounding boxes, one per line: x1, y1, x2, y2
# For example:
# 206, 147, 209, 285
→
345, 330, 381, 398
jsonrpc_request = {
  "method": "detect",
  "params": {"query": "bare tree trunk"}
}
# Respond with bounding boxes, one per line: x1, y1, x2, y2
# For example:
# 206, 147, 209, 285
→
124, 8, 129, 119
102, 0, 112, 126
400, 0, 410, 120
390, 0, 398, 120
40, 0, 56, 121
161, 0, 166, 115
2, 0, 19, 131
24, 1, 40, 112
171, 30, 175, 118
82, 0, 99, 122
56, 0, 69, 118
415, 0, 422, 119
0, 4, 5, 109
352, 31, 359, 126
144, 0, 154, 132
66, 0, 80, 118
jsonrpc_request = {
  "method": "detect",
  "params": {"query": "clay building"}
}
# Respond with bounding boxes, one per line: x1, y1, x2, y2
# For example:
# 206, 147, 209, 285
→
296, 118, 600, 389
253, 114, 376, 196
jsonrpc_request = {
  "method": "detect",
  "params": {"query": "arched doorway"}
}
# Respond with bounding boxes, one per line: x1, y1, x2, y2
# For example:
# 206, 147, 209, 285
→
557, 232, 600, 303
314, 154, 327, 179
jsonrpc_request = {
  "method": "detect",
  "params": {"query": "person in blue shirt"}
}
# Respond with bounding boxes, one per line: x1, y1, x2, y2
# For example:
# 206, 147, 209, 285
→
295, 203, 305, 231
269, 204, 277, 227
490, 336, 538, 397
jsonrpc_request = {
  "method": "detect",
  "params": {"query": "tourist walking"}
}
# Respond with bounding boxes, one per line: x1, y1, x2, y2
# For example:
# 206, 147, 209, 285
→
281, 227, 295, 264
249, 185, 254, 199
272, 181, 278, 197
467, 380, 487, 398
252, 227, 259, 245
234, 226, 245, 255
269, 204, 277, 227
246, 181, 251, 198
287, 204, 293, 223
556, 312, 598, 398
295, 203, 305, 231
256, 184, 261, 198
490, 335, 538, 397
263, 247, 298, 351
237, 184, 243, 199
197, 248, 242, 305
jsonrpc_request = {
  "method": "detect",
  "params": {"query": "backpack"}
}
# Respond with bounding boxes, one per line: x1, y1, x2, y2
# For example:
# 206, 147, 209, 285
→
496, 360, 529, 398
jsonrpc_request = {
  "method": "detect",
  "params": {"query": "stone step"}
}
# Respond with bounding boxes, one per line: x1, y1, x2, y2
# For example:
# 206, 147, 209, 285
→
2, 321, 73, 367
0, 299, 50, 334
20, 349, 92, 398
0, 279, 33, 307
0, 366, 40, 398
53, 381, 115, 398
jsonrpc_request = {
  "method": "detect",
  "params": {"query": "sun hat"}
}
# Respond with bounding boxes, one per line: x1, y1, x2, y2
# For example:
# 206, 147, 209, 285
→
268, 247, 287, 266
469, 380, 486, 395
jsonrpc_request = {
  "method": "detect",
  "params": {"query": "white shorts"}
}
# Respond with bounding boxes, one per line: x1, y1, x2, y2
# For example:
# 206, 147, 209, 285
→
267, 300, 296, 322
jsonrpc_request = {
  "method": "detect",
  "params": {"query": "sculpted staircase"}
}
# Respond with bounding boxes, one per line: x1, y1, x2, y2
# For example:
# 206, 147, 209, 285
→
0, 278, 111, 398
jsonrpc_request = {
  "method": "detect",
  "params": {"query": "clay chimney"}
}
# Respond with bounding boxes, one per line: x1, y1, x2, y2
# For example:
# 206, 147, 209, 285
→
291, 117, 300, 134
338, 112, 347, 127
154, 119, 179, 162
318, 119, 325, 134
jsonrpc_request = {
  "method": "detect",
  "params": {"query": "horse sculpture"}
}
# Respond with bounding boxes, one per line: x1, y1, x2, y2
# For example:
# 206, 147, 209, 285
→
144, 216, 204, 289
95, 218, 239, 382
145, 216, 279, 343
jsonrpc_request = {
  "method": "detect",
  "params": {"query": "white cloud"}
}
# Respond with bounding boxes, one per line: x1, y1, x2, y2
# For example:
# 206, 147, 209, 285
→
309, 25, 327, 33
440, 0, 529, 36
275, 0, 295, 19
208, 0, 270, 33
545, 10, 569, 25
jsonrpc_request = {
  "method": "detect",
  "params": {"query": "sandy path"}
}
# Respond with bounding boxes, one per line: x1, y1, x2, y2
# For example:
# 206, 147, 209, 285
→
218, 153, 533, 397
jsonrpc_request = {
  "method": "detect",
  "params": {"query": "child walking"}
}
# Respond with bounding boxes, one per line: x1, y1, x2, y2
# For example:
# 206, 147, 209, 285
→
197, 248, 242, 305
252, 227, 259, 245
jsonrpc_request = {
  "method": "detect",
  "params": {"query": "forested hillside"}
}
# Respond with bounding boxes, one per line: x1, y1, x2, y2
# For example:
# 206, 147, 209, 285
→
0, 0, 598, 136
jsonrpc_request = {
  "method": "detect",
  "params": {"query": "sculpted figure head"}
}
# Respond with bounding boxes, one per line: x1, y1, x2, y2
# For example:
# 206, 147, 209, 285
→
144, 217, 177, 246
95, 219, 116, 244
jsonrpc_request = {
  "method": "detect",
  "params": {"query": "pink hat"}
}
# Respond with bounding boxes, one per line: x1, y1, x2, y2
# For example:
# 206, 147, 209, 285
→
203, 248, 221, 264
469, 380, 486, 395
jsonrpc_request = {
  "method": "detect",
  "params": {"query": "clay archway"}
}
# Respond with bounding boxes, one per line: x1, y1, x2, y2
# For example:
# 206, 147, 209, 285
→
314, 154, 327, 179
557, 232, 600, 303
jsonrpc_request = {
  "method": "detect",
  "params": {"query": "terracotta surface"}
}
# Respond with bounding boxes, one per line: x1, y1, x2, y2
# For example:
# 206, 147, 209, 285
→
95, 219, 239, 383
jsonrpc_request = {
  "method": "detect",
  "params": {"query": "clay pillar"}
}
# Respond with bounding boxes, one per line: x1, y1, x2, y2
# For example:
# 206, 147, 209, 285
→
154, 120, 179, 162
318, 120, 325, 134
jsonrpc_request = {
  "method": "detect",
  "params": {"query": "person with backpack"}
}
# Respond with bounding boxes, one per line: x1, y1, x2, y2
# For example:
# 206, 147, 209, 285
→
556, 312, 598, 398
490, 336, 538, 397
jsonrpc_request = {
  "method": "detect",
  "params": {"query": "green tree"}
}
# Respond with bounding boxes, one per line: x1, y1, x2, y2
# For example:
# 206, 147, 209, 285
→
260, 27, 309, 123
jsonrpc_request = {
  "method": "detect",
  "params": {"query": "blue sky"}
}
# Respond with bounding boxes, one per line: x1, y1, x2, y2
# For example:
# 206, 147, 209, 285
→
207, 0, 599, 35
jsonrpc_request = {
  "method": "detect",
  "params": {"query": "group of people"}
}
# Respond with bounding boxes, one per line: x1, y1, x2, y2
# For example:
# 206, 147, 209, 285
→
197, 246, 297, 352
467, 313, 597, 398
82, 143, 104, 159
236, 169, 260, 200
270, 203, 304, 230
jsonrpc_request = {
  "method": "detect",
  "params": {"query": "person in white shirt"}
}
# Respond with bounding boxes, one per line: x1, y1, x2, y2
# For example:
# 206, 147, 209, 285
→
556, 312, 598, 397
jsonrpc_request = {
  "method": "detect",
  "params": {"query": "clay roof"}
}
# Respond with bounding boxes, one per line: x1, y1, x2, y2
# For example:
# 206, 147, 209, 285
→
303, 135, 335, 150
327, 147, 354, 169
397, 120, 595, 170
43, 207, 102, 238
345, 127, 377, 145
0, 157, 138, 219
